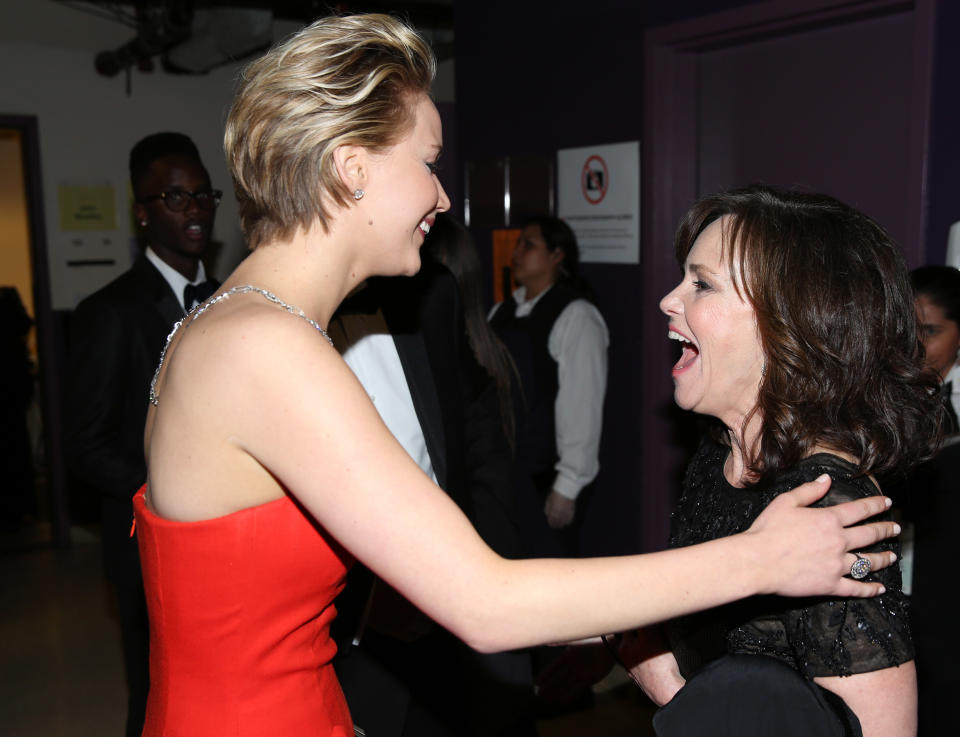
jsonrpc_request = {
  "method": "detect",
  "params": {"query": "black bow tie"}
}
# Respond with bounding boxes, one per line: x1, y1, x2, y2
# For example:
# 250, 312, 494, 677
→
183, 279, 218, 311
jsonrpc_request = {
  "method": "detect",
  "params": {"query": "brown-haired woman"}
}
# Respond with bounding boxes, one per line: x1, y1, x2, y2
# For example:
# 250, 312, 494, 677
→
628, 184, 939, 737
134, 17, 899, 736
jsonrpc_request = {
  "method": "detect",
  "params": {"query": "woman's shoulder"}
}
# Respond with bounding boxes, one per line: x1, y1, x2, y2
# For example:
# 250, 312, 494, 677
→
164, 294, 339, 397
784, 453, 879, 505
191, 293, 331, 348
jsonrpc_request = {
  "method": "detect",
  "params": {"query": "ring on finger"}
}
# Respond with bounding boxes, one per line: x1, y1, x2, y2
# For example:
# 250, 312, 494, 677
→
849, 553, 872, 580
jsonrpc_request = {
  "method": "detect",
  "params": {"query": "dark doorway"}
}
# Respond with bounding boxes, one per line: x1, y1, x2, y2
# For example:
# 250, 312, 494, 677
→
1, 115, 71, 548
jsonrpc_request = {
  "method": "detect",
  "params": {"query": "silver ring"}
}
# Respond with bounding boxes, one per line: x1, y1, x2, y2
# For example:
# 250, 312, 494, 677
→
850, 554, 872, 580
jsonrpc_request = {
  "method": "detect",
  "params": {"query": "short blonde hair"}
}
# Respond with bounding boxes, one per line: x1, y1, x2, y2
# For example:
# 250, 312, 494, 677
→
224, 14, 436, 248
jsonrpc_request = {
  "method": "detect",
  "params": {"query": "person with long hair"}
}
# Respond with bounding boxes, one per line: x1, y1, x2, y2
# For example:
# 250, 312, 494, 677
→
133, 18, 898, 736
624, 185, 938, 737
424, 212, 520, 450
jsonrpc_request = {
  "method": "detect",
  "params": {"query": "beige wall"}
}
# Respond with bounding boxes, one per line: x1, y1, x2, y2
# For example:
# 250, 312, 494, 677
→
0, 2, 454, 309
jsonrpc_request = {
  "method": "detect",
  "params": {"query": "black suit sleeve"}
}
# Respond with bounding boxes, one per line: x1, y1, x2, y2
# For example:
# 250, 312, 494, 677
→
434, 267, 523, 559
462, 375, 523, 558
64, 294, 148, 501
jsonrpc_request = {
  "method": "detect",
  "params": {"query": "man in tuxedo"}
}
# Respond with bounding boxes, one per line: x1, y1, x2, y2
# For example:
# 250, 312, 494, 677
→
330, 257, 534, 737
64, 131, 220, 737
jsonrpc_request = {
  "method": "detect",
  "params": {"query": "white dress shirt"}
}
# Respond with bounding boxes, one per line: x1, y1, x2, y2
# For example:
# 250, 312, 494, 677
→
489, 284, 609, 500
329, 309, 437, 483
945, 362, 960, 424
144, 246, 208, 313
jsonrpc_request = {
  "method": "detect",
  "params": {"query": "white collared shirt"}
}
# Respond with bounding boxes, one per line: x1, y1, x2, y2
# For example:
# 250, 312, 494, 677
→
329, 309, 437, 484
489, 284, 609, 500
946, 362, 960, 422
144, 247, 208, 313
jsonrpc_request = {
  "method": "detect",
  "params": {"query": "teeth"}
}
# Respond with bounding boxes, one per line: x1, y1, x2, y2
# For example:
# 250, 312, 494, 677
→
419, 221, 431, 235
668, 330, 691, 344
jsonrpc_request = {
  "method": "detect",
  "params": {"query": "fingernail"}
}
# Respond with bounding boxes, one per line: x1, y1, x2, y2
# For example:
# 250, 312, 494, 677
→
885, 497, 893, 508
817, 474, 830, 483
890, 552, 898, 562
877, 586, 886, 594
893, 523, 901, 535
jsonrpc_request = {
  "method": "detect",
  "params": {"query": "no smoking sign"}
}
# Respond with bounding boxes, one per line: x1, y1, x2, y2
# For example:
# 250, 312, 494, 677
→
558, 141, 639, 264
581, 155, 609, 204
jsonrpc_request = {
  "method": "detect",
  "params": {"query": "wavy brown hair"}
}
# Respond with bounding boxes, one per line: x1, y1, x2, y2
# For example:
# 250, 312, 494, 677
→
674, 185, 943, 485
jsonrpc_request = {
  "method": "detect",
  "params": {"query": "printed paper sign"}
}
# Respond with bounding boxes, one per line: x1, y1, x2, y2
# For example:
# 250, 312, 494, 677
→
557, 141, 640, 264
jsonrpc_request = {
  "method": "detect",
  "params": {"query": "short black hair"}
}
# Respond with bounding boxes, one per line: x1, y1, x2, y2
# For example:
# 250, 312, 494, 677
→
129, 132, 203, 195
911, 265, 960, 324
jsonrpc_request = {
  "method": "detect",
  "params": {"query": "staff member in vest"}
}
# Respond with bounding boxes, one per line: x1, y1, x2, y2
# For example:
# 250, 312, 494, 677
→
489, 215, 608, 558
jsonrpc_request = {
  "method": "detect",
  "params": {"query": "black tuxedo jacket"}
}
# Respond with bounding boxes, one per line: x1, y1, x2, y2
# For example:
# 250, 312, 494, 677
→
64, 255, 191, 583
347, 259, 519, 555
332, 260, 522, 737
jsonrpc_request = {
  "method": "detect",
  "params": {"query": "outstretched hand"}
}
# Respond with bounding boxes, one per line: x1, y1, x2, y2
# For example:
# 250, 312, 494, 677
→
745, 474, 897, 598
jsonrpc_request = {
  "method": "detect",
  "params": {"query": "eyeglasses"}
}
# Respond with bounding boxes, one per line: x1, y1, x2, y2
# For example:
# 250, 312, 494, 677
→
139, 188, 223, 212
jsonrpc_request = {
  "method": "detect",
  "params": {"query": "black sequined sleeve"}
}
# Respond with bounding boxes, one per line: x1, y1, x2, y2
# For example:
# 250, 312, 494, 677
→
777, 472, 914, 678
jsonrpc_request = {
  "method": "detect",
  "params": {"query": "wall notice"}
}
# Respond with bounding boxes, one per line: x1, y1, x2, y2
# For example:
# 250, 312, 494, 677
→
54, 182, 125, 309
59, 184, 116, 231
557, 141, 639, 264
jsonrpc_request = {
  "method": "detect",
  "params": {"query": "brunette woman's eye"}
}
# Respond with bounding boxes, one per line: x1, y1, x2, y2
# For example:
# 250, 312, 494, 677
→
693, 279, 711, 291
427, 160, 441, 174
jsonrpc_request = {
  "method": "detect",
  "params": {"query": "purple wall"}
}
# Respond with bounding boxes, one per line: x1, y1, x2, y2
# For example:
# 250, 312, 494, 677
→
453, 1, 769, 555
453, 0, 960, 555
924, 0, 960, 265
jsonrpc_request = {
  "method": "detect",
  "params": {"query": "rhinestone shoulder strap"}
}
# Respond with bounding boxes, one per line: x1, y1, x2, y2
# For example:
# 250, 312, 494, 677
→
149, 285, 333, 406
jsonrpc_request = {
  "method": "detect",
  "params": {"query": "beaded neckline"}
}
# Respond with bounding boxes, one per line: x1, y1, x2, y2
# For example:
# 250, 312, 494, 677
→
149, 284, 333, 406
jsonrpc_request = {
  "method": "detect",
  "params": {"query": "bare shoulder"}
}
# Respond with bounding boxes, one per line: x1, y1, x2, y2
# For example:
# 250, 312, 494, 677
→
153, 295, 358, 442
145, 295, 370, 519
165, 298, 338, 390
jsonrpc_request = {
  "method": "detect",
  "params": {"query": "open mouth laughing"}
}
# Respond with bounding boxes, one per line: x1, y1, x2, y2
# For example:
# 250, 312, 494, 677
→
668, 328, 700, 373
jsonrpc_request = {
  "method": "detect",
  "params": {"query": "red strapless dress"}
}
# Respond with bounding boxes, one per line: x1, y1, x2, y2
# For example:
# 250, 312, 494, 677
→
133, 486, 353, 736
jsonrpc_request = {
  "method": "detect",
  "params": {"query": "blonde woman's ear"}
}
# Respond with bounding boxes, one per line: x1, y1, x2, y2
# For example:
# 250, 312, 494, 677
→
332, 144, 368, 200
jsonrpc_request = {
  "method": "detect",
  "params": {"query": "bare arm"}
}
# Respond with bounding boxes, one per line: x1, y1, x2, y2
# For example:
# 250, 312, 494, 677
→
151, 313, 897, 654
815, 663, 917, 737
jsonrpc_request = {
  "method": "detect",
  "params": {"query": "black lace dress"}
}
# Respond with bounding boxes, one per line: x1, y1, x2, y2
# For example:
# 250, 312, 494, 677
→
654, 438, 913, 737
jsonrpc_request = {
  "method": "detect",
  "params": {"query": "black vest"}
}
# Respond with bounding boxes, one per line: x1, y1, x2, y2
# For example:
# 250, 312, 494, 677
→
490, 284, 580, 481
